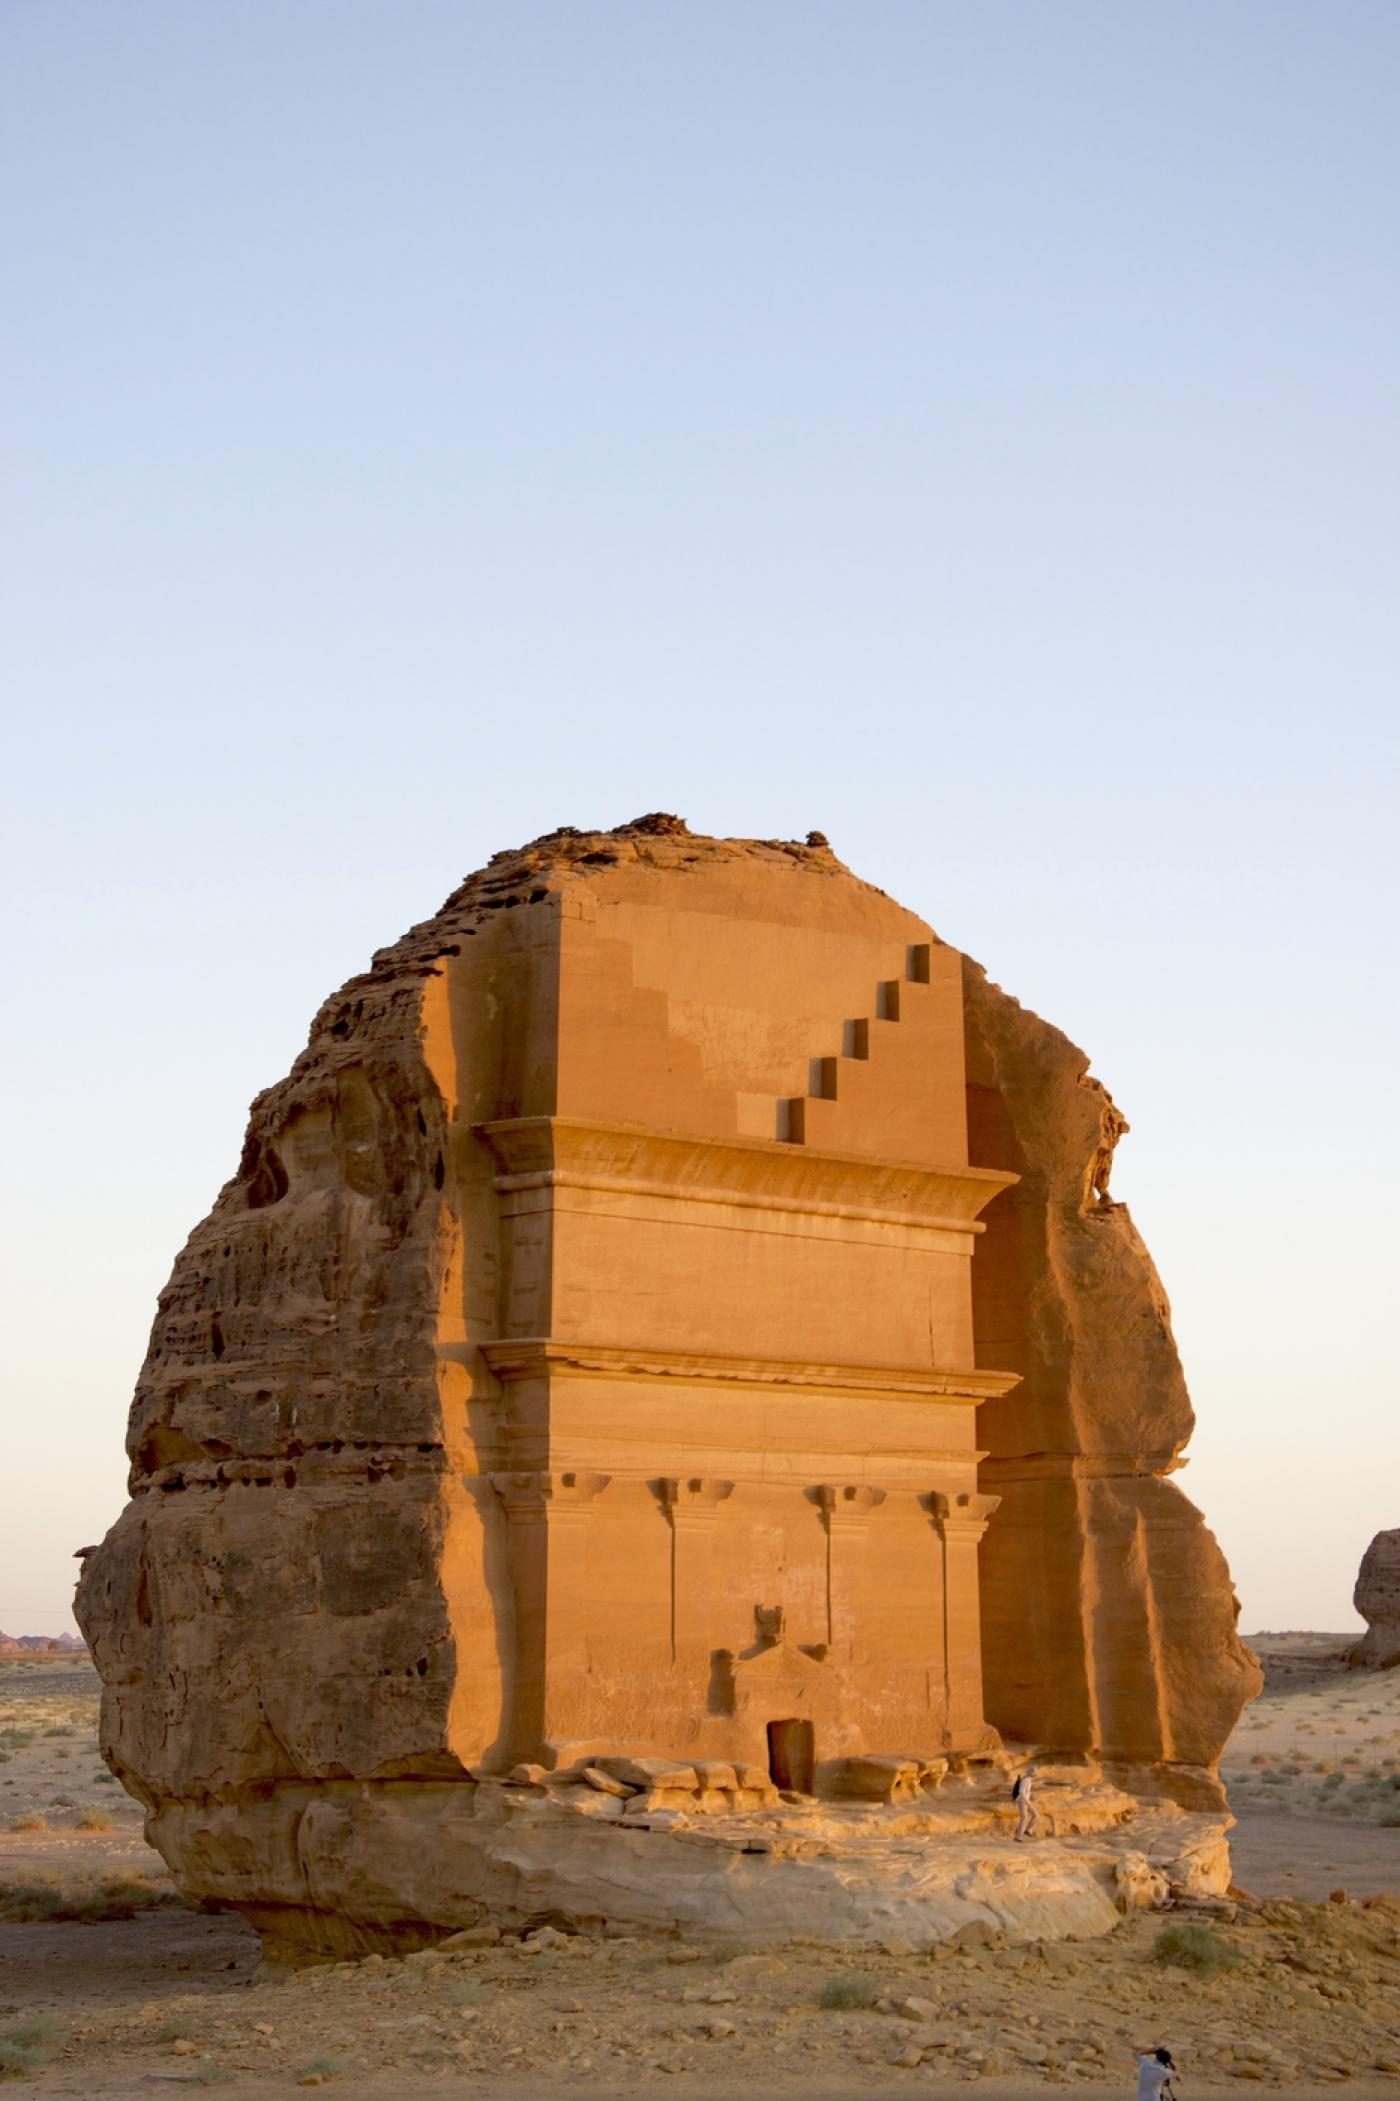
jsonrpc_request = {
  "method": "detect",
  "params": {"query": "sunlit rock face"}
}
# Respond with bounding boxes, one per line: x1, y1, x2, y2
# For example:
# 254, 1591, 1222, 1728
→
76, 816, 1259, 1954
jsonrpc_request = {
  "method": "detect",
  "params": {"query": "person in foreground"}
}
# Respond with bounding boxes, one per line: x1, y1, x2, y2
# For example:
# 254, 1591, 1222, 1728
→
1134, 2044, 1178, 2097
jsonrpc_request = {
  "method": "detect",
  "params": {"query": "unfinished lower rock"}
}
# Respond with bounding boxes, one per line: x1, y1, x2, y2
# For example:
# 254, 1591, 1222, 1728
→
76, 818, 1257, 1953
150, 1763, 1230, 1960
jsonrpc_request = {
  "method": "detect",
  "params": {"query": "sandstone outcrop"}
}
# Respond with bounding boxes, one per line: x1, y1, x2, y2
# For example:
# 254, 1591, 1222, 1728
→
75, 818, 1257, 1954
1349, 1531, 1400, 1668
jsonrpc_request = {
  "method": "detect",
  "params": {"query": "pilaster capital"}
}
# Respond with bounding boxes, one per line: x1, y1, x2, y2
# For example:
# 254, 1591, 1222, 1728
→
651, 1476, 734, 1521
813, 1483, 888, 1523
927, 1489, 1000, 1539
490, 1469, 611, 1519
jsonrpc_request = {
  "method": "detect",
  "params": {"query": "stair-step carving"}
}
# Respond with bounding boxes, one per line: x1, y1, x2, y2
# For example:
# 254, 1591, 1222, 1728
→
782, 943, 940, 1150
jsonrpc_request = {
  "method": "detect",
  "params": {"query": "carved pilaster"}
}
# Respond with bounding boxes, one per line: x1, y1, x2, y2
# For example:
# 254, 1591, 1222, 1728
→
926, 1490, 1001, 1749
813, 1484, 887, 1654
652, 1477, 733, 1665
489, 1471, 611, 1759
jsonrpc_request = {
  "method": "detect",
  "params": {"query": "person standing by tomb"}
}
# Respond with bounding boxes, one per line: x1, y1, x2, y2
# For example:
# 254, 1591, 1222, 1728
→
1011, 1764, 1039, 1840
1133, 2045, 1178, 2098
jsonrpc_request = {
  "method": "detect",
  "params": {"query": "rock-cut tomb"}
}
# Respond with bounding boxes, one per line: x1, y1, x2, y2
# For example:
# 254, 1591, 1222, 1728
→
77, 818, 1260, 1954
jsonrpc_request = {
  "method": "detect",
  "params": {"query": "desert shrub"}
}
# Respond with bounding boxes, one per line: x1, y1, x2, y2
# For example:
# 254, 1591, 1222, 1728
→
707, 1937, 750, 1962
0, 2015, 68, 2074
93, 1772, 116, 1784
0, 1731, 34, 1749
446, 1976, 483, 2007
1276, 1761, 1302, 1776
1378, 1814, 1400, 1829
819, 1972, 879, 2009
9, 1815, 46, 1832
151, 2018, 203, 2044
1, 2018, 67, 2052
298, 2054, 346, 2079
191, 2068, 234, 2087
75, 1811, 113, 1832
43, 1726, 74, 1739
65, 1877, 176, 1922
0, 1873, 179, 1923
1153, 1924, 1241, 1975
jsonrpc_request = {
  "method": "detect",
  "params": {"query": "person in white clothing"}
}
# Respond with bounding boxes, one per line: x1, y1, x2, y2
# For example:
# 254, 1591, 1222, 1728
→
1011, 1766, 1039, 1840
1134, 2045, 1177, 2098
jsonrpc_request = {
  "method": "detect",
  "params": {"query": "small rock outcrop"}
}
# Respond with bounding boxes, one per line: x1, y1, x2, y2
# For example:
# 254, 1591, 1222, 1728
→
1350, 1531, 1400, 1667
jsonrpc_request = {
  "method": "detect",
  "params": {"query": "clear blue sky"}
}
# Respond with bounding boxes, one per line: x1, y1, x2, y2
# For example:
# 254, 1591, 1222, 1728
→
3, 2, 1396, 1638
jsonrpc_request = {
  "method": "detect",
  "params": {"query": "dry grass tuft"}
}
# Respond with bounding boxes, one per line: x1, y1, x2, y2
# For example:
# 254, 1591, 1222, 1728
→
0, 2014, 69, 2078
1153, 1923, 1241, 1974
819, 1971, 880, 2008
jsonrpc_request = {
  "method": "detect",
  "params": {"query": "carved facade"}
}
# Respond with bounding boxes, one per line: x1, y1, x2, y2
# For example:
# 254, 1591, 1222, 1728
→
441, 886, 1020, 1783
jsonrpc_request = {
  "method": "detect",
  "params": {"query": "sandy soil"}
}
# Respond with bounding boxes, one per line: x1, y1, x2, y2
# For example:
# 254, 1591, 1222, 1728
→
1223, 1633, 1400, 1899
2, 1639, 1398, 2099
0, 1658, 148, 1859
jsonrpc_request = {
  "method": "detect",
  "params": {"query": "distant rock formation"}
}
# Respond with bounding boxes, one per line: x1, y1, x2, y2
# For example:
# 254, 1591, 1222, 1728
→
76, 820, 1258, 1955
1350, 1531, 1400, 1668
0, 1631, 87, 1659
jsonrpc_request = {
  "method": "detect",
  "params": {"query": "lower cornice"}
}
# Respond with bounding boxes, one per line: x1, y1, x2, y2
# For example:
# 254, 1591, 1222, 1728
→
479, 1337, 1020, 1404
980, 1452, 1186, 1482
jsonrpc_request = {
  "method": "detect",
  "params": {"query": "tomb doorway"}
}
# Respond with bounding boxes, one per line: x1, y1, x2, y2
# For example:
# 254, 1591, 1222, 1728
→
766, 1717, 814, 1794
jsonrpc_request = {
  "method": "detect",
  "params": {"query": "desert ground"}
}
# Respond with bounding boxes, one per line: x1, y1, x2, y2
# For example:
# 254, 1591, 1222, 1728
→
3, 1636, 1399, 2099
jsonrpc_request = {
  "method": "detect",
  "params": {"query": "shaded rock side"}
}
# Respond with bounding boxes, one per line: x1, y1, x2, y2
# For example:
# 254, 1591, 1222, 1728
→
1349, 1531, 1400, 1668
72, 899, 467, 1806
963, 959, 1262, 1805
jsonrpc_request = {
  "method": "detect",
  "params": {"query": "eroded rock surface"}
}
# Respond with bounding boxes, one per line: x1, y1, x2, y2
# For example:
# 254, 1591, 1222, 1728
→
963, 966, 1262, 1801
76, 819, 1257, 1953
1350, 1530, 1400, 1668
